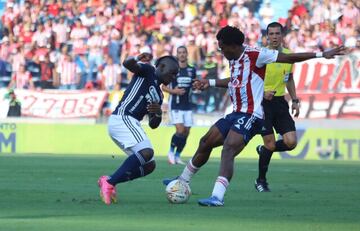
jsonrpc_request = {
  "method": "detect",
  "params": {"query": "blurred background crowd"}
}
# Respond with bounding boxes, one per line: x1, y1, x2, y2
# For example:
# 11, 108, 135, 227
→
0, 0, 358, 113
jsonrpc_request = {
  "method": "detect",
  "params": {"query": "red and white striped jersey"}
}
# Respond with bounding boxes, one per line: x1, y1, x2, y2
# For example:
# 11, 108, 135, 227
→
0, 44, 10, 60
13, 71, 32, 89
11, 53, 26, 72
101, 64, 121, 89
228, 46, 278, 119
56, 61, 80, 85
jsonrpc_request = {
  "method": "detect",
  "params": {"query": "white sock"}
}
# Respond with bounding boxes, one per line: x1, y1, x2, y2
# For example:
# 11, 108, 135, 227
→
179, 159, 199, 183
211, 176, 229, 201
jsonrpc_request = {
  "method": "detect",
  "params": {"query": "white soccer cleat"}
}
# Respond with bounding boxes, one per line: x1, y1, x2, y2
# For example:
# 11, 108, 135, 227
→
168, 151, 175, 165
175, 157, 186, 165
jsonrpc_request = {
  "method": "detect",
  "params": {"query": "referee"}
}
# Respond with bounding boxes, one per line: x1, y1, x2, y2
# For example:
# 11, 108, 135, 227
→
255, 22, 300, 192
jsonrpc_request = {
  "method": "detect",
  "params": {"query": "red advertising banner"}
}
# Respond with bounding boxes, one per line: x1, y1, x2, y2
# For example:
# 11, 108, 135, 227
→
12, 90, 108, 118
292, 52, 359, 119
295, 93, 360, 119
293, 52, 359, 93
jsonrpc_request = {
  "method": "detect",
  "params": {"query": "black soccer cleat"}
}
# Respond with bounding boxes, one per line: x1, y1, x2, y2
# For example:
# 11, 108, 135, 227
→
255, 179, 271, 192
256, 145, 263, 156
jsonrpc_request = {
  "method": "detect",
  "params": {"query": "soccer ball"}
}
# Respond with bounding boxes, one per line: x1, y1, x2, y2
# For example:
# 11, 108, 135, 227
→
165, 179, 191, 204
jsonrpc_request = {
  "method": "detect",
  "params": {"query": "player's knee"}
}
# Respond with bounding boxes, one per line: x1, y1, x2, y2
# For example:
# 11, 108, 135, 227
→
144, 160, 156, 175
222, 142, 244, 157
199, 136, 209, 148
183, 130, 190, 137
139, 148, 154, 162
264, 142, 276, 152
176, 132, 187, 138
285, 139, 297, 150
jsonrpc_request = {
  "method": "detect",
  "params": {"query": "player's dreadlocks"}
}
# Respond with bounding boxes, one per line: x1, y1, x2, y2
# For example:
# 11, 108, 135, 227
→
216, 25, 245, 46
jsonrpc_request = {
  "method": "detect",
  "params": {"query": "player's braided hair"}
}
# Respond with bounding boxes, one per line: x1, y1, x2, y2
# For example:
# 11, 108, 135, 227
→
216, 25, 244, 46
155, 55, 179, 67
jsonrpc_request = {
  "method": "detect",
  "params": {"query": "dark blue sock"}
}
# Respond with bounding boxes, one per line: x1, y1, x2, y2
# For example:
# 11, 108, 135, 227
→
170, 134, 179, 153
175, 135, 187, 157
129, 160, 156, 180
108, 153, 145, 185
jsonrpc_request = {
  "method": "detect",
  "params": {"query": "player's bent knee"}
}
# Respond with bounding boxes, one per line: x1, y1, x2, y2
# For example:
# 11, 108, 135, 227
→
222, 143, 244, 157
285, 140, 297, 150
144, 160, 156, 175
264, 142, 276, 152
139, 148, 154, 162
199, 136, 210, 149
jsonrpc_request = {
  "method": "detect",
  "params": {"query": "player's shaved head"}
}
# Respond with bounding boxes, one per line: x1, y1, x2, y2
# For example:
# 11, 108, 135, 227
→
155, 55, 179, 68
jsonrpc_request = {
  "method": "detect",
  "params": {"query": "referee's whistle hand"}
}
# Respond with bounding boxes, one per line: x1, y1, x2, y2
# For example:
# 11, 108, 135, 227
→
264, 91, 276, 100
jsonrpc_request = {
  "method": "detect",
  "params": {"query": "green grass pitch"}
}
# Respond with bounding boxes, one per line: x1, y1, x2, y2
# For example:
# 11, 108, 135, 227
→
0, 154, 359, 231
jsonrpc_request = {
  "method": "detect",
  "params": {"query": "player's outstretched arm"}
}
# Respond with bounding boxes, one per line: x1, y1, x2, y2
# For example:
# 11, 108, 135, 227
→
161, 84, 185, 95
192, 78, 230, 90
276, 45, 347, 64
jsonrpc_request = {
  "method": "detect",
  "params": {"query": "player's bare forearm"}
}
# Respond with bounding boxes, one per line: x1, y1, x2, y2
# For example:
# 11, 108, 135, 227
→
147, 103, 162, 129
161, 84, 181, 95
276, 46, 346, 64
161, 84, 171, 92
148, 113, 162, 129
193, 78, 229, 90
277, 52, 316, 63
286, 74, 297, 101
123, 56, 142, 74
214, 78, 230, 88
286, 74, 300, 117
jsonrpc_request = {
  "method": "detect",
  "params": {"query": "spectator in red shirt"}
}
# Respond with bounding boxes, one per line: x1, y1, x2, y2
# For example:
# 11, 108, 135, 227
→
37, 53, 55, 89
140, 9, 156, 32
217, 12, 228, 28
291, 0, 308, 18
47, 0, 60, 17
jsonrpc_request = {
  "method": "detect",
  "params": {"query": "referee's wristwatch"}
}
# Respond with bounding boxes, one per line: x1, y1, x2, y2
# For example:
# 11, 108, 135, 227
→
292, 98, 300, 104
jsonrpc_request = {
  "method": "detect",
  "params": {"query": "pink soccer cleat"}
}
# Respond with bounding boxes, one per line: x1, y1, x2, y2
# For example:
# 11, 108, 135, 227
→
98, 176, 117, 205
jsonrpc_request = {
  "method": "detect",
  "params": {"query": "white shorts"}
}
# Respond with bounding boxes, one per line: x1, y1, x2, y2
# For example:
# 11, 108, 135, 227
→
170, 110, 193, 127
108, 114, 152, 156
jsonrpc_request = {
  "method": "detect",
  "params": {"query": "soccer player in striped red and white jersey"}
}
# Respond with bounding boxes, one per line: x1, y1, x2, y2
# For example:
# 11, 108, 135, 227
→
163, 25, 346, 207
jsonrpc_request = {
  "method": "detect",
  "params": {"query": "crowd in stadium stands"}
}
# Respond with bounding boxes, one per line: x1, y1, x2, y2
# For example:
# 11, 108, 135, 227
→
0, 0, 359, 112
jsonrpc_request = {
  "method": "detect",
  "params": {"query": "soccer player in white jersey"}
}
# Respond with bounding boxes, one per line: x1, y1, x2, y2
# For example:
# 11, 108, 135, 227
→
163, 25, 346, 206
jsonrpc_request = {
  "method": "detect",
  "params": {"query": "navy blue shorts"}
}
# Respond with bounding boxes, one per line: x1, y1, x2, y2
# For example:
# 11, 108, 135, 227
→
215, 112, 264, 144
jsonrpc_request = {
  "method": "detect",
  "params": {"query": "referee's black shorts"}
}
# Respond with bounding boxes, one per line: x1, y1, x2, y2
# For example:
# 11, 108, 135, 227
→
261, 96, 296, 136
